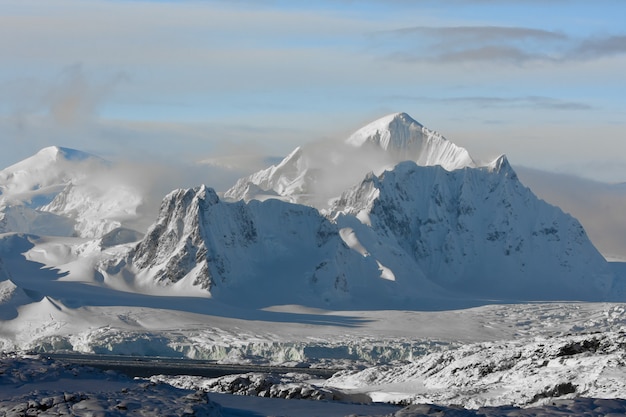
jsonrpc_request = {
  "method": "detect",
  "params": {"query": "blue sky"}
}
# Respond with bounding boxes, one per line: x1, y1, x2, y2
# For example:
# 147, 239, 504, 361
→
1, 0, 626, 184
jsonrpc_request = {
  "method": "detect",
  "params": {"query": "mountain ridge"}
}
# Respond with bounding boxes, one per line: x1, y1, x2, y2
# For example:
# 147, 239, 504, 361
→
123, 110, 617, 305
0, 112, 622, 310
331, 159, 613, 301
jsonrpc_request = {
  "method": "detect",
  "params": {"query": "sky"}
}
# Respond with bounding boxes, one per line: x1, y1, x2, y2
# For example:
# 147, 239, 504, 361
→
1, 0, 626, 185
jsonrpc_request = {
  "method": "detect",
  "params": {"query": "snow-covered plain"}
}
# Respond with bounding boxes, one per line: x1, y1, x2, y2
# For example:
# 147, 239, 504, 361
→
2, 113, 626, 416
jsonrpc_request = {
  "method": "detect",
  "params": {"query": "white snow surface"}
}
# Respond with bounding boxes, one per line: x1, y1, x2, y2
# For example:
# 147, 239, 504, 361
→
4, 336, 626, 416
0, 146, 93, 199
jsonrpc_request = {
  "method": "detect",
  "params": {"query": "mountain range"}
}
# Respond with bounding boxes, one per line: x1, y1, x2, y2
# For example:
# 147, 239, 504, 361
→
2, 112, 626, 416
0, 112, 623, 314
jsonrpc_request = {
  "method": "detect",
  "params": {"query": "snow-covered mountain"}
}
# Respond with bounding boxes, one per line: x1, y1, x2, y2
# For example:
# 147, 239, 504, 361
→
41, 179, 142, 238
129, 185, 449, 308
124, 113, 617, 306
344, 112, 474, 170
0, 146, 96, 201
224, 112, 475, 207
0, 146, 143, 238
330, 157, 614, 301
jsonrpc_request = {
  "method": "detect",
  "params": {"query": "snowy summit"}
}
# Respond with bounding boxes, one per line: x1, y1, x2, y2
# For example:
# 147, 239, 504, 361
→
345, 112, 475, 170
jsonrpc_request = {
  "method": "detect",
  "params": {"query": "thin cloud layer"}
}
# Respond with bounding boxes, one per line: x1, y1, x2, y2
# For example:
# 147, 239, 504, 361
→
573, 35, 626, 60
389, 95, 593, 111
375, 25, 626, 64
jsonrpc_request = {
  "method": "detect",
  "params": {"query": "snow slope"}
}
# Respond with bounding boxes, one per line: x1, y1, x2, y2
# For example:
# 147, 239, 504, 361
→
3, 232, 626, 411
345, 112, 474, 170
0, 146, 96, 201
516, 166, 626, 260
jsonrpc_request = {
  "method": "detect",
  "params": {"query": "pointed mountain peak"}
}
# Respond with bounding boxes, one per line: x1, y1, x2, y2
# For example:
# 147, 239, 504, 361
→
196, 184, 220, 205
390, 112, 423, 126
345, 112, 475, 171
345, 112, 425, 149
487, 154, 517, 179
35, 146, 95, 162
36, 146, 63, 159
225, 113, 475, 206
0, 146, 107, 201
163, 184, 220, 211
371, 112, 424, 129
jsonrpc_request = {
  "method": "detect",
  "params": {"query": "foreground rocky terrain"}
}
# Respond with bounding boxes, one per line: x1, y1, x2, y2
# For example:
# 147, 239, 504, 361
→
3, 353, 626, 417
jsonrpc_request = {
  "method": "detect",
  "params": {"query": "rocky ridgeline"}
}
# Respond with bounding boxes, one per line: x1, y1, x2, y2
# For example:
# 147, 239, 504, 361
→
152, 372, 340, 401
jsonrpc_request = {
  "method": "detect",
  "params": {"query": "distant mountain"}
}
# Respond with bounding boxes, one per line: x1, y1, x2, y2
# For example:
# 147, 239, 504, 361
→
124, 114, 617, 306
344, 112, 474, 170
0, 146, 143, 238
0, 146, 98, 204
224, 113, 474, 208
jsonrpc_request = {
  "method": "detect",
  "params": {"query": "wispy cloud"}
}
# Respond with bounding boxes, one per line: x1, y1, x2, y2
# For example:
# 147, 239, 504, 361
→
2, 64, 126, 131
388, 95, 594, 111
384, 25, 566, 42
572, 35, 626, 60
45, 64, 128, 127
373, 25, 626, 64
